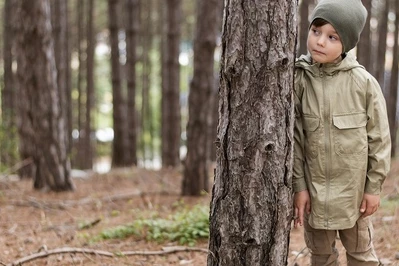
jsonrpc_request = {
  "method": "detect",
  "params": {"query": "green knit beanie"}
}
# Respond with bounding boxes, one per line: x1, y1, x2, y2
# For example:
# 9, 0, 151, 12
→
310, 0, 367, 53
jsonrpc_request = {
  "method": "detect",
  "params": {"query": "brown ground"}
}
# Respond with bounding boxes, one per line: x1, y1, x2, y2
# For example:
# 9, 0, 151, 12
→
0, 161, 398, 266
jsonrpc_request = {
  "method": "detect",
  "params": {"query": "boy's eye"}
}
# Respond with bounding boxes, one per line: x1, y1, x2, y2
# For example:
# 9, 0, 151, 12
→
312, 29, 320, 35
329, 35, 338, 41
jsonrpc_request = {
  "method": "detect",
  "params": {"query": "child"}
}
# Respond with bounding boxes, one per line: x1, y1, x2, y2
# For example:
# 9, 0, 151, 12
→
293, 0, 391, 265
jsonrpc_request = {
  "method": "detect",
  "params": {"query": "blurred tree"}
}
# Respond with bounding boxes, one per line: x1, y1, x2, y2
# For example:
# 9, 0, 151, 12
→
388, 0, 399, 156
83, 0, 95, 169
161, 0, 182, 167
357, 0, 372, 71
1, 0, 18, 170
208, 0, 296, 264
14, 0, 73, 191
182, 0, 222, 195
125, 0, 139, 166
108, 0, 128, 167
51, 0, 71, 159
298, 0, 311, 55
375, 0, 389, 89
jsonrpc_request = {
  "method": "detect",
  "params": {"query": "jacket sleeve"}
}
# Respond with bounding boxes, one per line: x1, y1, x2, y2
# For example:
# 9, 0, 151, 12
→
365, 77, 391, 195
293, 69, 308, 193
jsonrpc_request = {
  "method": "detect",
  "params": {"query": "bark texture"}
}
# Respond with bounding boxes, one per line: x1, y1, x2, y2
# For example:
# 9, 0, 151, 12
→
356, 0, 372, 71
14, 0, 73, 191
208, 1, 297, 265
182, 0, 222, 195
375, 0, 389, 89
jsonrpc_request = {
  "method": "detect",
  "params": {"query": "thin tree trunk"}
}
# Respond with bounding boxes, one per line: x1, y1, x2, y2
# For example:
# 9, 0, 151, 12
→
388, 0, 399, 156
83, 0, 95, 169
109, 0, 128, 167
357, 0, 372, 70
125, 0, 139, 166
182, 0, 222, 195
161, 0, 182, 167
208, 0, 297, 264
1, 0, 17, 169
15, 0, 73, 191
51, 0, 70, 161
75, 0, 86, 169
298, 0, 310, 55
375, 0, 389, 90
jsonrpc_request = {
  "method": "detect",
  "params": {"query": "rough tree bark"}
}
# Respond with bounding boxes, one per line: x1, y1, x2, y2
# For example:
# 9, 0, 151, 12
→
182, 0, 222, 195
208, 0, 297, 265
161, 0, 182, 167
14, 0, 73, 191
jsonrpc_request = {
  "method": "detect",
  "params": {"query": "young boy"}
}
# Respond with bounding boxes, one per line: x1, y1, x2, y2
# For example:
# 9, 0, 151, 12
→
293, 0, 391, 265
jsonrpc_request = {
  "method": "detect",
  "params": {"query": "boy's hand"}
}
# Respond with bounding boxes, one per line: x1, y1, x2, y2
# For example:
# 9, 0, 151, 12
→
293, 190, 311, 228
360, 193, 380, 218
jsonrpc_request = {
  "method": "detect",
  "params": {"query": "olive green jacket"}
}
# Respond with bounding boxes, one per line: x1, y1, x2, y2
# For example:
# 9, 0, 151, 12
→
294, 53, 391, 230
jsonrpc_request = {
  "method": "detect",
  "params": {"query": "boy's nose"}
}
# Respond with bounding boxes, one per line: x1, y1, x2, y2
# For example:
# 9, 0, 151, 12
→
317, 36, 326, 47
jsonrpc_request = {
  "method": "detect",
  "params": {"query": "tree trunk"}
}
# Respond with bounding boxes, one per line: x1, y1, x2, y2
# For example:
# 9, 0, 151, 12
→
15, 0, 74, 191
387, 0, 399, 156
182, 0, 222, 195
140, 0, 153, 166
83, 0, 95, 169
75, 0, 86, 169
109, 0, 128, 167
51, 0, 71, 160
125, 0, 139, 166
375, 0, 389, 90
298, 0, 310, 56
1, 0, 18, 169
356, 0, 372, 70
208, 0, 297, 265
161, 0, 182, 167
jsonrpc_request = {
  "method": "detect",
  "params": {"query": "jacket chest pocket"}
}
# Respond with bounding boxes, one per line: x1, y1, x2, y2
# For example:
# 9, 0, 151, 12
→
332, 113, 368, 156
303, 116, 321, 159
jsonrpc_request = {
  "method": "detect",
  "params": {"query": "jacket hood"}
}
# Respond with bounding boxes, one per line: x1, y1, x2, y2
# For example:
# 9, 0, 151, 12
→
295, 53, 364, 76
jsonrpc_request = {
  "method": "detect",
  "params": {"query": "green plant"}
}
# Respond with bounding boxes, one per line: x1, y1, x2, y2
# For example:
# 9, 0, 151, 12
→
97, 204, 209, 246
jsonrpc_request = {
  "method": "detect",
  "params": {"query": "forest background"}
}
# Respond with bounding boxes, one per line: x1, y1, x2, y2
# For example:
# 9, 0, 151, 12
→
0, 0, 398, 265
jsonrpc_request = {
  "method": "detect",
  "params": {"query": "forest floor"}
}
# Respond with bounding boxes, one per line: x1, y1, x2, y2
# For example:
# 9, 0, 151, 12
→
0, 160, 398, 266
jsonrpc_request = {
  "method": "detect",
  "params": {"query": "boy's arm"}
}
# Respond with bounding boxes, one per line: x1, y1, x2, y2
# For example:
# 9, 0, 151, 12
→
293, 72, 307, 193
365, 77, 391, 195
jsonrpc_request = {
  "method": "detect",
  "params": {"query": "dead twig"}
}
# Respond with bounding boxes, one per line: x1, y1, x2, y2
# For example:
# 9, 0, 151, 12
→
6, 246, 209, 266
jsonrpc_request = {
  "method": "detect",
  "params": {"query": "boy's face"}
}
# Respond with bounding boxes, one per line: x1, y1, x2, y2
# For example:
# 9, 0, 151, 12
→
307, 23, 343, 64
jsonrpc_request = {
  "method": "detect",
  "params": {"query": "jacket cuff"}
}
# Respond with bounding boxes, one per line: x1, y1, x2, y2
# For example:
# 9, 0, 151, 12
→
364, 180, 382, 195
293, 177, 308, 193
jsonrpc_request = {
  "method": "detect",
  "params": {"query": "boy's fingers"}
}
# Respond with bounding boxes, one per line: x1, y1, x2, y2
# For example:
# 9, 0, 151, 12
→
359, 199, 366, 213
306, 201, 311, 214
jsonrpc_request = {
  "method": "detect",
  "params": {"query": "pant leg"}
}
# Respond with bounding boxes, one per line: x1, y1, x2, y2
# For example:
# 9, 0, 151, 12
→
338, 217, 379, 266
304, 217, 340, 266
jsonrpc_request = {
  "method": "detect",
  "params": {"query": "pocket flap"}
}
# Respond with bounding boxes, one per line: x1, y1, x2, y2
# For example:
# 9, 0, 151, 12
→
333, 113, 367, 129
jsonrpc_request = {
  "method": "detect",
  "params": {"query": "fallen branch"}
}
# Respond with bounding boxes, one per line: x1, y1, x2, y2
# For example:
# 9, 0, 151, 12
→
120, 246, 209, 256
6, 246, 209, 266
6, 247, 114, 266
8, 191, 177, 210
0, 158, 33, 178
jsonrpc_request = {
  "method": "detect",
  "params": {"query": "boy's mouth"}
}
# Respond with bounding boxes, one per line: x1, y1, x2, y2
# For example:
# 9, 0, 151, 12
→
313, 49, 326, 55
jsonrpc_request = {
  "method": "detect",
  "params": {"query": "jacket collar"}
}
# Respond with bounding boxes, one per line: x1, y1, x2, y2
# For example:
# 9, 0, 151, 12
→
295, 52, 364, 76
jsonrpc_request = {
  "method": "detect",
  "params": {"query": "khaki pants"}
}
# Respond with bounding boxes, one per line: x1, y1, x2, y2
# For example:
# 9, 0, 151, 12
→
304, 216, 379, 266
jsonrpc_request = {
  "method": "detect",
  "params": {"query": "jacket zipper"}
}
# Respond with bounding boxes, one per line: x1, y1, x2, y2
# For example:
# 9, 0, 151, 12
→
322, 69, 331, 228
